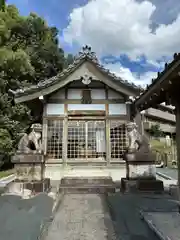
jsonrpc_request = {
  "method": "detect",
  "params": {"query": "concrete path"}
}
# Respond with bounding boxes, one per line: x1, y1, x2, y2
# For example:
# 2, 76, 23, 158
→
44, 194, 116, 240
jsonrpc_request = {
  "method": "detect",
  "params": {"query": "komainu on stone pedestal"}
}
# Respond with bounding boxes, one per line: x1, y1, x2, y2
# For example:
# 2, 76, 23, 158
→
124, 122, 156, 180
12, 124, 44, 182
11, 124, 50, 193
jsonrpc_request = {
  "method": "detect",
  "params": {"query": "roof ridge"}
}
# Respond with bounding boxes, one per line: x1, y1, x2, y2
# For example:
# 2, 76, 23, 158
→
12, 45, 142, 97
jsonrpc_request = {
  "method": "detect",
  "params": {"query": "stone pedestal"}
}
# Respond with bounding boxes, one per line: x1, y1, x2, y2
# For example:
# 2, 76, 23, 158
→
12, 153, 44, 181
128, 163, 156, 179
120, 178, 164, 193
11, 153, 50, 194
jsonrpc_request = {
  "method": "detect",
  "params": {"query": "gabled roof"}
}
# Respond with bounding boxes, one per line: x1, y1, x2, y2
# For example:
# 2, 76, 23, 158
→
11, 45, 141, 103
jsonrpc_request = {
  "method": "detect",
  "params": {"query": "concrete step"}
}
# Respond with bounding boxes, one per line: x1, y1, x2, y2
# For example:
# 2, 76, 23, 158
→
59, 184, 116, 194
60, 176, 113, 185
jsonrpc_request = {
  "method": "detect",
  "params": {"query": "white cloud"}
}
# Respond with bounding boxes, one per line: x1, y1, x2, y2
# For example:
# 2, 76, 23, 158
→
103, 62, 157, 87
63, 0, 180, 60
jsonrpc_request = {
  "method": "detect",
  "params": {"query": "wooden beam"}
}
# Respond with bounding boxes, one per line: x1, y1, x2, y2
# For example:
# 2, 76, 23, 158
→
47, 99, 125, 104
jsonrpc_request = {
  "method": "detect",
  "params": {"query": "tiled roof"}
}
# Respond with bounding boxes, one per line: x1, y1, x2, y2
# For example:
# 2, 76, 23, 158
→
11, 45, 142, 98
134, 53, 180, 103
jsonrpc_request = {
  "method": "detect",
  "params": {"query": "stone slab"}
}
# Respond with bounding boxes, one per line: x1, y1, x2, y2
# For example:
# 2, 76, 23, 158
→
12, 178, 51, 193
121, 178, 164, 193
59, 185, 116, 194
142, 211, 180, 240
60, 176, 113, 185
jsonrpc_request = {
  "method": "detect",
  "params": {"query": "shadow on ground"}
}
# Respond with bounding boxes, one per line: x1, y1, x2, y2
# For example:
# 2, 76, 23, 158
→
106, 192, 179, 240
0, 193, 54, 240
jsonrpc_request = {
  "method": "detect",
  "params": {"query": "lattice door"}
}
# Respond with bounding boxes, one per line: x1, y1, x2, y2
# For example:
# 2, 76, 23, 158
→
67, 120, 106, 160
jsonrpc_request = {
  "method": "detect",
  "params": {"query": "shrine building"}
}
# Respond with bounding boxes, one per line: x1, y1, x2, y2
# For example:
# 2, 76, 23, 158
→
12, 46, 175, 178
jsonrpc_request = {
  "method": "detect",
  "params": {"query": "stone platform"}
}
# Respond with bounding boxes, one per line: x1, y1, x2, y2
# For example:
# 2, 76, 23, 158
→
120, 177, 164, 193
59, 176, 116, 194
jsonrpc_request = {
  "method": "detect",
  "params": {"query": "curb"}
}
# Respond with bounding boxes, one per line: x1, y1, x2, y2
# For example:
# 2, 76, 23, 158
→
156, 172, 173, 180
139, 211, 167, 240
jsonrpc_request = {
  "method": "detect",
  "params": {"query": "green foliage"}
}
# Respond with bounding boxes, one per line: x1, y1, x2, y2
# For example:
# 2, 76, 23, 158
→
148, 124, 164, 138
0, 128, 13, 154
0, 4, 72, 164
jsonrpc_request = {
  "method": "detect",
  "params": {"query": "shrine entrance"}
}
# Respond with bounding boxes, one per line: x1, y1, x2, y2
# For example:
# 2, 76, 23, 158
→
67, 120, 106, 161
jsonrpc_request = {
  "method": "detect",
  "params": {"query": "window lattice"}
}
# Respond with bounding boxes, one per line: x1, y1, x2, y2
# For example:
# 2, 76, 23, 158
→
47, 120, 63, 159
110, 121, 128, 159
67, 120, 106, 160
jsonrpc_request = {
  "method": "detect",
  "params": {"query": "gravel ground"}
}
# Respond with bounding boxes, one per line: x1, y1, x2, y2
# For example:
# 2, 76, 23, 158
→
106, 193, 179, 240
44, 194, 116, 240
0, 193, 54, 240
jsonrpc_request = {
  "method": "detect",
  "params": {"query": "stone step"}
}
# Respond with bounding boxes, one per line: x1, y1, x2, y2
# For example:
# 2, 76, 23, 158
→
60, 176, 113, 185
59, 185, 116, 194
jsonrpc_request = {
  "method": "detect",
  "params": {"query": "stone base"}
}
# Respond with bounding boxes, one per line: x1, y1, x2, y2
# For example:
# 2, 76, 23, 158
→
128, 164, 156, 179
59, 176, 115, 194
121, 178, 164, 193
15, 164, 44, 181
12, 178, 51, 193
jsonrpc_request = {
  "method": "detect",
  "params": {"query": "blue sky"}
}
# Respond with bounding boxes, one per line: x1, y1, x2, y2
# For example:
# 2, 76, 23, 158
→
6, 0, 180, 86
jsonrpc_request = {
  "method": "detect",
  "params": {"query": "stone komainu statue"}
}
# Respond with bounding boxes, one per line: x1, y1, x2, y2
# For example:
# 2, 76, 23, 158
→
17, 124, 42, 154
124, 122, 155, 179
126, 122, 150, 154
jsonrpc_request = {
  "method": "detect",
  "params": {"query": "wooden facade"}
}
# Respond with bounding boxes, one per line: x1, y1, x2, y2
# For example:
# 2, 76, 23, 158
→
43, 81, 130, 165
12, 46, 140, 166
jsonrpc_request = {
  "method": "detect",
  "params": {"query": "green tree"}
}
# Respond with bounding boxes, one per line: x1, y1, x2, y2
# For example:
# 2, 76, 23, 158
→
0, 0, 5, 11
149, 124, 164, 138
0, 5, 68, 165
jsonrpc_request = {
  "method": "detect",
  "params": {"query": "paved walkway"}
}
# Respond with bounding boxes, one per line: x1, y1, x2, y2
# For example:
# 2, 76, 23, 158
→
107, 193, 179, 240
44, 194, 116, 240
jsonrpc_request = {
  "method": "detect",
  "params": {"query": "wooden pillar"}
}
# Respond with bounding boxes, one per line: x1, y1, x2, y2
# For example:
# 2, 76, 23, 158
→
106, 119, 111, 166
126, 102, 131, 121
175, 102, 180, 192
42, 118, 48, 156
42, 103, 48, 156
105, 88, 111, 165
62, 102, 68, 166
62, 117, 68, 166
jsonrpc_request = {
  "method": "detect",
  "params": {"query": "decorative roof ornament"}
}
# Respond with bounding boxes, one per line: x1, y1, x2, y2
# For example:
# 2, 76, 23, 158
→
80, 74, 92, 85
77, 45, 99, 63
